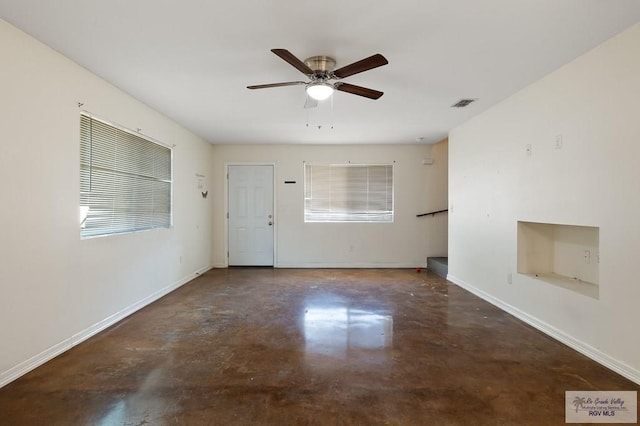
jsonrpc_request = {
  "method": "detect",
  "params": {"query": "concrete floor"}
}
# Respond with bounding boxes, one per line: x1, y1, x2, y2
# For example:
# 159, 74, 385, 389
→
0, 268, 637, 425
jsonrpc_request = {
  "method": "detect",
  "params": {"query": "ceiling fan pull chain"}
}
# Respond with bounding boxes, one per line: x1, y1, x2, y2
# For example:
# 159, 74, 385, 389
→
331, 94, 334, 130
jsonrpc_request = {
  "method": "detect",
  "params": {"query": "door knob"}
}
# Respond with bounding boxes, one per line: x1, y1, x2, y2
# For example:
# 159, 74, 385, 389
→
268, 221, 273, 226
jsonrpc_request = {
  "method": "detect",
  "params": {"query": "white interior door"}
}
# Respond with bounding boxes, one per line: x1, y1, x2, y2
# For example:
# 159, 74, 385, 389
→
228, 165, 274, 266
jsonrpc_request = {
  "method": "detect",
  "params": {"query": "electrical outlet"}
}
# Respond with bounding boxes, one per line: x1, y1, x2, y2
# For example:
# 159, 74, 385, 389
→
584, 250, 591, 264
555, 134, 563, 149
526, 144, 532, 156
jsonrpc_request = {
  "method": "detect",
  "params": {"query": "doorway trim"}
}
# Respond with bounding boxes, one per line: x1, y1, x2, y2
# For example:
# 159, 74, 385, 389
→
224, 162, 277, 267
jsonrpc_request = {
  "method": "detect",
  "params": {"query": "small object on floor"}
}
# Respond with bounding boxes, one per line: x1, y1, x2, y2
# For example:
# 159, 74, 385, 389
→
416, 267, 421, 273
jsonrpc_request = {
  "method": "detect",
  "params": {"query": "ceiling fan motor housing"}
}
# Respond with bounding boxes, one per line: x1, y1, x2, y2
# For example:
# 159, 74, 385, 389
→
304, 56, 336, 76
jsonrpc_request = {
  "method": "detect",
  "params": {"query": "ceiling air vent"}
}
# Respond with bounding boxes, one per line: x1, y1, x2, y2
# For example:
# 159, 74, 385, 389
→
451, 98, 477, 108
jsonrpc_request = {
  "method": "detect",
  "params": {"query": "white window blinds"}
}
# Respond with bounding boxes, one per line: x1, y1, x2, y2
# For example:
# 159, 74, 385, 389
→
304, 163, 394, 223
80, 114, 172, 238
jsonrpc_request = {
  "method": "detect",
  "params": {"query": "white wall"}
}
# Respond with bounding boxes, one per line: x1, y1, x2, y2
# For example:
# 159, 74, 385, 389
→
0, 20, 214, 386
211, 143, 448, 268
449, 23, 640, 383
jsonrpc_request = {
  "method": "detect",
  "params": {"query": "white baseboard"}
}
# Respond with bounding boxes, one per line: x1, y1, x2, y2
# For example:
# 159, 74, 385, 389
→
0, 265, 212, 389
276, 262, 422, 268
215, 262, 426, 269
447, 274, 640, 386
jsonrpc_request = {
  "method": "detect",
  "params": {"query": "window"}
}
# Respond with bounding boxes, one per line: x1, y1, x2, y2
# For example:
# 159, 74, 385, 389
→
80, 113, 172, 238
304, 163, 393, 222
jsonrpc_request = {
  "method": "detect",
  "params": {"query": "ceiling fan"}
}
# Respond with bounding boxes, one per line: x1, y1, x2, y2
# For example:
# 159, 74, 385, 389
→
247, 49, 388, 106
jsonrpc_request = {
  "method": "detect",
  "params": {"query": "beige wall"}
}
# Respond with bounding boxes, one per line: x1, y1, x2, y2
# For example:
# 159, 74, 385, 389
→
449, 23, 640, 383
0, 19, 214, 386
211, 143, 448, 268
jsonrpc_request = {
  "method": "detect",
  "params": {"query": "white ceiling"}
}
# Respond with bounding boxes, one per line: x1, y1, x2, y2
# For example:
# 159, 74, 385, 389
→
2, 1, 640, 145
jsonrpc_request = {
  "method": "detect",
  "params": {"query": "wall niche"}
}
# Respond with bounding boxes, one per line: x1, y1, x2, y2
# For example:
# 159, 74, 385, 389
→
517, 221, 599, 299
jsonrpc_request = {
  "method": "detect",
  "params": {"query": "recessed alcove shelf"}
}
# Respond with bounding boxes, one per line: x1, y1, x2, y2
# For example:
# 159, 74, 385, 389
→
517, 221, 599, 299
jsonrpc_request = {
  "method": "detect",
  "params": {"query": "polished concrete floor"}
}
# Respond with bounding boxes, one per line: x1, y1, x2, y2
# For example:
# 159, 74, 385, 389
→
0, 268, 637, 425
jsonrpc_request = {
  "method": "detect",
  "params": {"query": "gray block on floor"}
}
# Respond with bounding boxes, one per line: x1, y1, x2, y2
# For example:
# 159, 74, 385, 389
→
427, 257, 448, 278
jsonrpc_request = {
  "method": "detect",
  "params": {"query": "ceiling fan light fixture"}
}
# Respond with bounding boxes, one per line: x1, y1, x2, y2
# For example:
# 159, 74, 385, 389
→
306, 83, 334, 101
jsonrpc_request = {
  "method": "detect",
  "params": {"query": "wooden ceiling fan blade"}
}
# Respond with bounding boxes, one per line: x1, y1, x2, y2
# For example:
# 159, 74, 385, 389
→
247, 81, 306, 89
271, 49, 314, 75
333, 54, 388, 78
335, 83, 384, 99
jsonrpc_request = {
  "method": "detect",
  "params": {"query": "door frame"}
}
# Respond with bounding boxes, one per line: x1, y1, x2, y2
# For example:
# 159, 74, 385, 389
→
224, 162, 277, 267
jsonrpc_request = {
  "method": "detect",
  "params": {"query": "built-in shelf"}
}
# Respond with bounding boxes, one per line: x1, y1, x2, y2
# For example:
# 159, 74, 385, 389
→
517, 221, 599, 299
